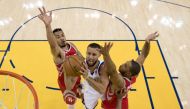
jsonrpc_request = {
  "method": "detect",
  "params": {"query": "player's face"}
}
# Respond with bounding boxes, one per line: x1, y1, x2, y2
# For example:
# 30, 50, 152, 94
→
86, 47, 101, 67
119, 61, 132, 77
53, 31, 66, 47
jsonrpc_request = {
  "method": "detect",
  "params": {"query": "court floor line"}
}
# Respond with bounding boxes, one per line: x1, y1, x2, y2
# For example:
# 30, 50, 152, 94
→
157, 40, 183, 109
156, 0, 190, 9
0, 7, 138, 68
135, 41, 154, 109
0, 50, 6, 52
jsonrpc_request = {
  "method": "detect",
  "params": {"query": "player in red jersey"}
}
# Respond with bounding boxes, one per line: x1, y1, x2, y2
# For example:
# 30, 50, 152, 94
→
38, 7, 83, 109
80, 32, 159, 109
101, 32, 159, 109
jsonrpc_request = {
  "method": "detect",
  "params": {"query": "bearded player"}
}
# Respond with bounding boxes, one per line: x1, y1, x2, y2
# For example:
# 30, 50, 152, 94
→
80, 32, 159, 109
81, 43, 109, 109
101, 32, 159, 109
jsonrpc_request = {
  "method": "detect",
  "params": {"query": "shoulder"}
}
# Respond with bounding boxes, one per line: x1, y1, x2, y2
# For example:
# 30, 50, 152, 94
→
123, 76, 137, 87
99, 61, 105, 70
69, 42, 76, 47
69, 42, 79, 51
123, 77, 131, 87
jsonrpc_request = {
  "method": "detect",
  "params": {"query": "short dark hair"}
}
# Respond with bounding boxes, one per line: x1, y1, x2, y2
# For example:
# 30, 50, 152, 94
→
53, 28, 63, 33
87, 43, 101, 49
130, 60, 141, 76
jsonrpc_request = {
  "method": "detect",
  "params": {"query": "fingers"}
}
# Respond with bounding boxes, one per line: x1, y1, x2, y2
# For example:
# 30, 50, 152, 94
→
105, 42, 113, 51
153, 31, 159, 37
50, 11, 52, 17
82, 62, 88, 70
80, 66, 86, 72
116, 88, 127, 98
38, 8, 43, 14
104, 42, 106, 49
79, 70, 85, 75
117, 88, 125, 94
80, 66, 89, 79
123, 88, 127, 93
104, 42, 112, 48
38, 15, 43, 19
42, 6, 46, 13
38, 7, 51, 16
38, 7, 46, 14
79, 67, 86, 75
146, 31, 159, 42
110, 42, 113, 47
108, 42, 113, 50
154, 31, 159, 37
80, 63, 89, 75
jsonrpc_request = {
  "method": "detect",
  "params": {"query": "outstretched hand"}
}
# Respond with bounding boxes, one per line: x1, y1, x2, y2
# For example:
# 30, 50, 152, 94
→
79, 62, 90, 79
38, 7, 52, 26
145, 31, 159, 43
100, 42, 113, 56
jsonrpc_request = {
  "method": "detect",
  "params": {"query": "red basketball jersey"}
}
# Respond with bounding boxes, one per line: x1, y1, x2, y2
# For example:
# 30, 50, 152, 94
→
55, 43, 81, 96
102, 76, 136, 109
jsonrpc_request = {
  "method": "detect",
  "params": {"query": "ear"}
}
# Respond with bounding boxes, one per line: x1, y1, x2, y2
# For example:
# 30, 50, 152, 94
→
96, 49, 101, 57
126, 71, 132, 77
98, 53, 101, 57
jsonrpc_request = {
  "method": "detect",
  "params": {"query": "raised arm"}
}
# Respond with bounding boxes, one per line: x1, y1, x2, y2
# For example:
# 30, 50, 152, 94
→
101, 43, 116, 75
101, 43, 125, 89
38, 7, 61, 58
136, 32, 159, 66
116, 88, 127, 109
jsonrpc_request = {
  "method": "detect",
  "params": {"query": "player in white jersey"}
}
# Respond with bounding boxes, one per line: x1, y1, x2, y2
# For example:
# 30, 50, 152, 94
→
81, 43, 109, 109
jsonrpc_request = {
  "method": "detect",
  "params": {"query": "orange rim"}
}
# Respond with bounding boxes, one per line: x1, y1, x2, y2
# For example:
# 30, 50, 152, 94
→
0, 70, 39, 109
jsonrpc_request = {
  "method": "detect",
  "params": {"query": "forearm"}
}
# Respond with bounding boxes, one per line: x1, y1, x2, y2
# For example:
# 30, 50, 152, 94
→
103, 53, 116, 75
141, 41, 150, 58
103, 54, 124, 89
110, 73, 124, 89
77, 51, 84, 59
45, 24, 58, 48
116, 99, 122, 109
85, 77, 105, 94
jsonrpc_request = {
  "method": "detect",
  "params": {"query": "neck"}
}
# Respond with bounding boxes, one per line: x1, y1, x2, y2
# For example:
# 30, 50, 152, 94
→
61, 43, 70, 50
88, 60, 99, 73
120, 73, 131, 79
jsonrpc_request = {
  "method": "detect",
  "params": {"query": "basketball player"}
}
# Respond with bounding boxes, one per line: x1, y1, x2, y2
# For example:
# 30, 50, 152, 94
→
38, 7, 83, 109
80, 32, 159, 109
101, 32, 159, 109
81, 43, 109, 109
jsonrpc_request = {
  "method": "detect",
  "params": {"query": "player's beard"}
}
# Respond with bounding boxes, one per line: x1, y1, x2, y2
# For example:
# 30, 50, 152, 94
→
60, 41, 66, 47
87, 60, 98, 67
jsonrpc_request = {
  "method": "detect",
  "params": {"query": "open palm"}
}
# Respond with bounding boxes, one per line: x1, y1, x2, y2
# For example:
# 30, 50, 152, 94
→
38, 7, 52, 25
100, 42, 113, 56
146, 31, 159, 42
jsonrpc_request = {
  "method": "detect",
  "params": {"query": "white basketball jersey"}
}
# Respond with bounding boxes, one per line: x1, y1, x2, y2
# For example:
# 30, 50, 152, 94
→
82, 60, 104, 109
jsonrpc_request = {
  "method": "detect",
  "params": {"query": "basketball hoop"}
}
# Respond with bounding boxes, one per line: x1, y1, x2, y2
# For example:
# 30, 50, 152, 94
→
0, 70, 39, 109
